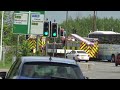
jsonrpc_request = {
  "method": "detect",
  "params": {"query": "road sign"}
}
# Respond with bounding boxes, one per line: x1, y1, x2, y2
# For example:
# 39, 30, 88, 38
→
13, 11, 45, 35
30, 13, 44, 35
13, 13, 29, 34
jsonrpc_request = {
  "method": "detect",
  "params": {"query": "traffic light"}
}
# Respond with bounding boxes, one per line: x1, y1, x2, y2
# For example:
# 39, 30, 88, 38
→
26, 35, 29, 40
51, 23, 58, 38
43, 22, 50, 37
60, 28, 64, 36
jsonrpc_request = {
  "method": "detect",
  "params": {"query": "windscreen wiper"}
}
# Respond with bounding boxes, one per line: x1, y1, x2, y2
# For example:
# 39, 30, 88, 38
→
49, 76, 67, 79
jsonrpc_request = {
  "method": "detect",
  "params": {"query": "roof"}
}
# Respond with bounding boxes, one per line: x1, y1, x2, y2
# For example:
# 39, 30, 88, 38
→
21, 56, 77, 65
89, 31, 120, 35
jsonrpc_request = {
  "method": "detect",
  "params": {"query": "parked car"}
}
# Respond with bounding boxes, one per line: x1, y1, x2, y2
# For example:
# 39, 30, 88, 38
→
0, 56, 88, 79
115, 53, 120, 66
66, 50, 90, 62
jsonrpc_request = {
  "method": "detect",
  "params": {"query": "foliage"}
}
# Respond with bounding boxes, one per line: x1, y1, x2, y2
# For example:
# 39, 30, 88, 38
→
19, 40, 31, 56
60, 16, 120, 37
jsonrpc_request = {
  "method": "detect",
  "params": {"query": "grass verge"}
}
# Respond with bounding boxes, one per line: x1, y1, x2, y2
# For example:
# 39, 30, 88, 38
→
0, 61, 12, 69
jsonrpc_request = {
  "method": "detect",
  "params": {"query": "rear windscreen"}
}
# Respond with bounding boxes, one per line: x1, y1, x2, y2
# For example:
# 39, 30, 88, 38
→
20, 62, 84, 79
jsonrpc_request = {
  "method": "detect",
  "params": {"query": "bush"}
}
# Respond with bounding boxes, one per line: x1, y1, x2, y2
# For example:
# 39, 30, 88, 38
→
4, 47, 13, 64
19, 40, 31, 56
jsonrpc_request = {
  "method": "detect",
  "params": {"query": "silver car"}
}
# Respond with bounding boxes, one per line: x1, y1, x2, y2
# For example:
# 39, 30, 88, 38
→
0, 56, 88, 79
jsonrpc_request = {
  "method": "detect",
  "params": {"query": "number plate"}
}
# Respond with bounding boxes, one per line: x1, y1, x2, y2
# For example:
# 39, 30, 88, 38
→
81, 56, 84, 59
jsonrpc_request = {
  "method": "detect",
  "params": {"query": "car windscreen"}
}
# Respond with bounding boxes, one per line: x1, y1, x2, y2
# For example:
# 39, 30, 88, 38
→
77, 51, 86, 53
20, 62, 84, 79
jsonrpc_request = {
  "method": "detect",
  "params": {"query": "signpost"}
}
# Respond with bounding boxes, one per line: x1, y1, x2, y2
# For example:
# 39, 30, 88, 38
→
13, 11, 45, 35
30, 13, 44, 35
13, 12, 29, 34
13, 11, 45, 56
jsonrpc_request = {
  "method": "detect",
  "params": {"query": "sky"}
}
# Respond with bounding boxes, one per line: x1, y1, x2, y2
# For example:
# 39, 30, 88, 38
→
45, 11, 120, 24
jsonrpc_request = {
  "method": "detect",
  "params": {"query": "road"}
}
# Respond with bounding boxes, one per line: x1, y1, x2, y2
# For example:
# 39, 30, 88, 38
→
78, 61, 120, 79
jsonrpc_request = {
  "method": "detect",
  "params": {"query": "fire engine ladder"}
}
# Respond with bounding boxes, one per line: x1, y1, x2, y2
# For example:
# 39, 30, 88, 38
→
71, 34, 94, 45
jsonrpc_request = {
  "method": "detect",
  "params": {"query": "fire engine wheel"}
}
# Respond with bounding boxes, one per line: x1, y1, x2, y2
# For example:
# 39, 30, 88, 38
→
111, 55, 115, 62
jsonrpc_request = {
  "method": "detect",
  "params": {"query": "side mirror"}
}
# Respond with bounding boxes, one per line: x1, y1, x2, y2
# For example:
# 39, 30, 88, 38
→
0, 72, 7, 79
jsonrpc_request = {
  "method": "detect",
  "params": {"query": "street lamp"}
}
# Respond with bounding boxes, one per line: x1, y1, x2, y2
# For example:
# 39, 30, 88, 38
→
0, 11, 4, 61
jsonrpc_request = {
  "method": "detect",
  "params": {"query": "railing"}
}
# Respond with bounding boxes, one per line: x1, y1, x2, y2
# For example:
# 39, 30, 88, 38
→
47, 43, 63, 49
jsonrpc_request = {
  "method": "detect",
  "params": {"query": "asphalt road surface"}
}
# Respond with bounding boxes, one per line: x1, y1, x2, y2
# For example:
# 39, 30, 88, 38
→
78, 61, 120, 79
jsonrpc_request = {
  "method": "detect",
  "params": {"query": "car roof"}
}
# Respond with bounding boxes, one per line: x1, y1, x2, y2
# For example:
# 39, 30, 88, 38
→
21, 56, 77, 65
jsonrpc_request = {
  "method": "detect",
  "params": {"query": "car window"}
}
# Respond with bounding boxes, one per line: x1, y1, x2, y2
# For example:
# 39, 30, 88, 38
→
20, 62, 84, 79
77, 51, 86, 53
71, 51, 76, 54
6, 59, 21, 79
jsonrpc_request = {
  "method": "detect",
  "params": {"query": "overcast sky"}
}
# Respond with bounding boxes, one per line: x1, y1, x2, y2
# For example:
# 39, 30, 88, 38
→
45, 11, 120, 24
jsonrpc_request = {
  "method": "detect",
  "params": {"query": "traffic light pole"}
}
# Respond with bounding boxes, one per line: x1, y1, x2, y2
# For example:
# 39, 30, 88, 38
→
45, 21, 51, 56
64, 33, 67, 58
45, 37, 48, 56
53, 38, 55, 57
65, 11, 68, 58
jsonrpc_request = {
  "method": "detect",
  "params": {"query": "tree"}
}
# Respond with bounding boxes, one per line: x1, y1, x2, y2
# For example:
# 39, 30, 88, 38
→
60, 16, 120, 37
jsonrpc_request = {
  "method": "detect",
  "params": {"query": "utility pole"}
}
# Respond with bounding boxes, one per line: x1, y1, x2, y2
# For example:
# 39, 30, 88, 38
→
93, 11, 96, 32
64, 11, 68, 58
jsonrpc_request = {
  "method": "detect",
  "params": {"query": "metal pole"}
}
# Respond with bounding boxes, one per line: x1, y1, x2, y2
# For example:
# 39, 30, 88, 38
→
45, 38, 48, 56
95, 11, 96, 31
16, 34, 20, 57
44, 11, 48, 56
0, 11, 4, 61
93, 11, 96, 32
96, 11, 97, 30
53, 38, 55, 57
36, 35, 39, 55
3, 51, 5, 66
64, 11, 68, 58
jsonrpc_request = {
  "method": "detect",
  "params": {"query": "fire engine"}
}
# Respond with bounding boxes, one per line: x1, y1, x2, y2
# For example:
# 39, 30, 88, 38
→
47, 34, 99, 59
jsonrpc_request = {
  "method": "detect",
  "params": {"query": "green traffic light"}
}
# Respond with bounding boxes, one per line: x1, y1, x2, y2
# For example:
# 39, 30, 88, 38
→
53, 33, 56, 36
44, 32, 48, 36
